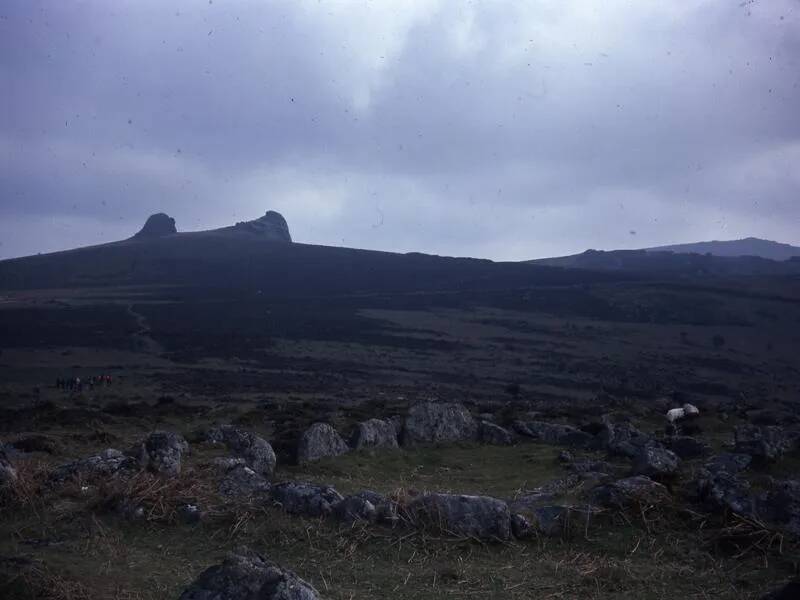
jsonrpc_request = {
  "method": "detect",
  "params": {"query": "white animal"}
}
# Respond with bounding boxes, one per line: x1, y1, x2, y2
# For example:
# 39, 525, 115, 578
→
666, 403, 700, 423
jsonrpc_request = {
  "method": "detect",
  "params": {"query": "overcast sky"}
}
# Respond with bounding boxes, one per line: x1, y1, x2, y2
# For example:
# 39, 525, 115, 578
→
1, 0, 798, 261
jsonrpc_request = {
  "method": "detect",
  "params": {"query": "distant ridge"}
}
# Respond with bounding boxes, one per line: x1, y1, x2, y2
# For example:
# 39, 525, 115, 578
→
645, 238, 800, 261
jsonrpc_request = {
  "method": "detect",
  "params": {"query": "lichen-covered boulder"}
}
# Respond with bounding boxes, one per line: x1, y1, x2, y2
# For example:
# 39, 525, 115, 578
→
591, 476, 671, 508
206, 425, 277, 477
403, 402, 477, 446
632, 446, 680, 479
179, 548, 322, 600
215, 458, 271, 499
350, 419, 398, 450
297, 423, 349, 464
479, 421, 514, 446
404, 493, 511, 541
132, 430, 188, 477
271, 481, 343, 517
50, 448, 137, 484
512, 421, 594, 449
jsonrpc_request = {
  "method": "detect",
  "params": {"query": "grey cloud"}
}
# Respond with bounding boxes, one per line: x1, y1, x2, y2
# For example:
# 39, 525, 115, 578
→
1, 0, 798, 260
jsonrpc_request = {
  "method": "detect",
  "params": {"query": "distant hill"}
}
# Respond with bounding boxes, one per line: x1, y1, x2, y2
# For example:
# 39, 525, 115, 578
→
529, 248, 800, 276
645, 238, 800, 261
0, 211, 627, 292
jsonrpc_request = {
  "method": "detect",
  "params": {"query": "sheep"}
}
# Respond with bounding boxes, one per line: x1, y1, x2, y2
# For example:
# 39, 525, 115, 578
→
666, 403, 700, 423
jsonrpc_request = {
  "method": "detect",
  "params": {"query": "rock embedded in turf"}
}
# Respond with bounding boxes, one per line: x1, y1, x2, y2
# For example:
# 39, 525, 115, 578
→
271, 481, 344, 517
350, 418, 398, 450
132, 430, 188, 477
404, 493, 512, 541
216, 459, 271, 499
512, 420, 595, 448
478, 420, 515, 446
632, 446, 680, 479
297, 423, 349, 463
403, 401, 478, 446
179, 548, 322, 600
49, 448, 137, 484
206, 425, 278, 477
590, 475, 671, 508
333, 494, 377, 524
598, 420, 660, 458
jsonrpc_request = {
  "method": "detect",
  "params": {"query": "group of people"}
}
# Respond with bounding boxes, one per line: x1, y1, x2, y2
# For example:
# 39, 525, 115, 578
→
55, 374, 114, 393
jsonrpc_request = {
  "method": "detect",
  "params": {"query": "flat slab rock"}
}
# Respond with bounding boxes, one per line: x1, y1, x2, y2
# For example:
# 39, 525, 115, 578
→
512, 420, 595, 449
271, 481, 344, 517
49, 448, 138, 484
591, 475, 671, 508
404, 493, 511, 540
180, 548, 322, 600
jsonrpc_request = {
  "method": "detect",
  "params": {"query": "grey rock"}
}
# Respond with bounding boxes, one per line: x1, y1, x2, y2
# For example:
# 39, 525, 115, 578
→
133, 213, 177, 239
217, 461, 271, 499
666, 436, 711, 459
599, 420, 660, 458
351, 490, 398, 524
696, 470, 756, 517
531, 505, 569, 537
234, 211, 293, 243
479, 421, 514, 446
271, 481, 344, 517
591, 475, 671, 508
297, 423, 349, 464
512, 421, 595, 449
132, 430, 188, 477
734, 425, 799, 463
403, 402, 477, 446
632, 446, 680, 479
404, 493, 511, 541
50, 448, 137, 484
333, 495, 377, 524
180, 548, 321, 600
350, 419, 398, 450
207, 425, 277, 477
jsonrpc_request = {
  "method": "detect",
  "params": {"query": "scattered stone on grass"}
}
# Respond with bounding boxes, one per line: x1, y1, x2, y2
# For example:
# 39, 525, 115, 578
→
297, 423, 349, 464
271, 481, 344, 517
131, 430, 188, 477
404, 493, 511, 541
180, 547, 322, 600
